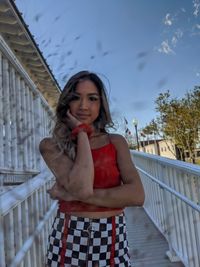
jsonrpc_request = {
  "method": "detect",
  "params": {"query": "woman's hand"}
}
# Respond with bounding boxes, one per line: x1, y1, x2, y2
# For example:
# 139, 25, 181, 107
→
66, 110, 81, 129
47, 182, 77, 201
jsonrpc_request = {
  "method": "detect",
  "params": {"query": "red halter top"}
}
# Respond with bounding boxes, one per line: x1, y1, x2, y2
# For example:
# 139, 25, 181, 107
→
59, 142, 122, 212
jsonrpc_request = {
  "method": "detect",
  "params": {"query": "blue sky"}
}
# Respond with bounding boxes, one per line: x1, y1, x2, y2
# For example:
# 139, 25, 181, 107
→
15, 0, 200, 135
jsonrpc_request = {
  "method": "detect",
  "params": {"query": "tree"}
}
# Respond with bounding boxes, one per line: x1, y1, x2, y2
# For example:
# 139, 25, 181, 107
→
142, 119, 160, 154
143, 119, 159, 136
155, 87, 200, 163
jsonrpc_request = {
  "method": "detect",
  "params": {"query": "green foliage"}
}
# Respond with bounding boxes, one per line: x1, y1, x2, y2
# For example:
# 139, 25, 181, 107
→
155, 86, 200, 163
143, 119, 159, 136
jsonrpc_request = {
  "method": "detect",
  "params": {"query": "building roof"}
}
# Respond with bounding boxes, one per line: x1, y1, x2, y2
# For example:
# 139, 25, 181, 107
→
0, 0, 61, 110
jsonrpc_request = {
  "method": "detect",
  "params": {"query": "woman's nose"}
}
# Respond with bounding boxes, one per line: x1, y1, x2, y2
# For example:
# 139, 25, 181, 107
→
79, 98, 88, 109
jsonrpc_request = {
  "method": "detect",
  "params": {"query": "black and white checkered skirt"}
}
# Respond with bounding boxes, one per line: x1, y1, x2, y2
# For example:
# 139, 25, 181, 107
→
46, 210, 131, 267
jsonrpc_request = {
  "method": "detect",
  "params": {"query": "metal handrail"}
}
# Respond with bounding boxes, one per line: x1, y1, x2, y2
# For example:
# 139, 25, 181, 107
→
132, 150, 200, 176
136, 166, 200, 213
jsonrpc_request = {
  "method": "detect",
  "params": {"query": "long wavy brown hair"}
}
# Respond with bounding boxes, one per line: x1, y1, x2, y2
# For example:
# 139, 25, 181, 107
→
52, 71, 114, 160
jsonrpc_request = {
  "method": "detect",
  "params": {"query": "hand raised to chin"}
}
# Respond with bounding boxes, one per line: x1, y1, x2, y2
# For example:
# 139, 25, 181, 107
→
66, 110, 82, 129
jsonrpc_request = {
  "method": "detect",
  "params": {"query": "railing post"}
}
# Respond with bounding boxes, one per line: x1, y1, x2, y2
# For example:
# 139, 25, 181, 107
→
0, 213, 6, 267
15, 74, 24, 170
2, 57, 12, 168
163, 191, 180, 261
34, 93, 43, 170
0, 50, 4, 170
10, 67, 18, 169
4, 212, 15, 265
160, 165, 180, 262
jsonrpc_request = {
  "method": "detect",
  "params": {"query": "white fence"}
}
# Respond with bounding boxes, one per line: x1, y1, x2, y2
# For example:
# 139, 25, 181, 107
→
0, 34, 55, 186
131, 150, 200, 267
0, 33, 59, 266
0, 170, 57, 267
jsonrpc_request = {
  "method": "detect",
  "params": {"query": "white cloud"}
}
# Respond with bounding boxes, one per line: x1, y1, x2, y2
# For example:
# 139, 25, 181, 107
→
158, 40, 175, 55
175, 29, 183, 38
171, 36, 178, 47
163, 13, 173, 26
193, 0, 200, 17
171, 29, 183, 47
190, 24, 200, 36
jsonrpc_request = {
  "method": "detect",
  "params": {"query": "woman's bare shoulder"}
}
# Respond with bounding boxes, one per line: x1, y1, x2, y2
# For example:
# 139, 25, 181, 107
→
109, 133, 128, 149
39, 137, 59, 154
109, 133, 127, 143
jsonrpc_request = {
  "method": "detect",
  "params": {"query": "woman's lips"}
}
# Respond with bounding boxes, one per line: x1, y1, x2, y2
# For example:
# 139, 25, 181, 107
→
76, 114, 90, 119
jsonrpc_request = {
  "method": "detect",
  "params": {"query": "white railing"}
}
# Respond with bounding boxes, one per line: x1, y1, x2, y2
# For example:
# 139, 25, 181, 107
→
0, 169, 39, 196
0, 35, 55, 185
0, 169, 57, 267
131, 150, 200, 267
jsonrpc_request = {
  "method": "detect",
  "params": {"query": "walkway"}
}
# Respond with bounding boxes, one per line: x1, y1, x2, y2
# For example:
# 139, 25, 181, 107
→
125, 207, 184, 267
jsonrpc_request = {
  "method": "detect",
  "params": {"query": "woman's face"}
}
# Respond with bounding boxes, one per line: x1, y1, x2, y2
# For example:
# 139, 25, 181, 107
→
68, 80, 101, 125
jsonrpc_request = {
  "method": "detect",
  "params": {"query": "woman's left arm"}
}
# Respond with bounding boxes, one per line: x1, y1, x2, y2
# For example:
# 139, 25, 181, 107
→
51, 134, 145, 208
83, 134, 145, 208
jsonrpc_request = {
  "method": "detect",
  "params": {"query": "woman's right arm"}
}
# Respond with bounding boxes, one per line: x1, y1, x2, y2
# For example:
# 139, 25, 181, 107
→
39, 131, 94, 200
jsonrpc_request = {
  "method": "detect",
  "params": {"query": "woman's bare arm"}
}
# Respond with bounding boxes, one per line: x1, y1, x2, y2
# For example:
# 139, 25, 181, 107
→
39, 131, 94, 200
50, 134, 145, 208
80, 134, 144, 207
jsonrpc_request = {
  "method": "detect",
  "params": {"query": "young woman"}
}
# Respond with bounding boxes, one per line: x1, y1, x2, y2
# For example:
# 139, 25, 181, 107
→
39, 71, 145, 267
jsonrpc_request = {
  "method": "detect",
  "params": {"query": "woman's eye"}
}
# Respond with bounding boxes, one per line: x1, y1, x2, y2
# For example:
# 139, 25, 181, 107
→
70, 95, 80, 101
89, 96, 99, 101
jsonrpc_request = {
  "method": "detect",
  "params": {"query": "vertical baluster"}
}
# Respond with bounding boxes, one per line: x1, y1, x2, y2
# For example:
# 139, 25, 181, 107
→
44, 106, 48, 136
20, 79, 28, 169
0, 51, 4, 168
2, 57, 12, 168
176, 171, 190, 265
44, 107, 48, 136
10, 67, 18, 169
34, 94, 43, 170
40, 186, 46, 265
42, 106, 46, 136
30, 92, 36, 170
25, 84, 31, 170
46, 181, 53, 242
4, 211, 15, 265
153, 161, 161, 228
184, 173, 199, 267
162, 166, 180, 262
44, 181, 50, 251
31, 191, 37, 266
166, 168, 177, 249
150, 161, 156, 221
168, 168, 180, 253
13, 205, 24, 267
157, 163, 166, 232
34, 190, 42, 266
16, 74, 23, 170
28, 194, 37, 267
190, 175, 200, 266
0, 211, 6, 267
21, 200, 31, 266
48, 110, 53, 136
173, 169, 188, 263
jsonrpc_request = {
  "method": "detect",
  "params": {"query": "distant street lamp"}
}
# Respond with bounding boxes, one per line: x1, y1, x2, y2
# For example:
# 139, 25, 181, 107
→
132, 118, 139, 151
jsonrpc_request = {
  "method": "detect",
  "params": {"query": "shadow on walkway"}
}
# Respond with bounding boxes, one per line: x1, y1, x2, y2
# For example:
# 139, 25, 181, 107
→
125, 207, 184, 267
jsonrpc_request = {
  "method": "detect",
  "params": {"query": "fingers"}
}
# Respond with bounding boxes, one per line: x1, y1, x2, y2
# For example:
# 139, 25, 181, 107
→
47, 189, 55, 199
66, 109, 72, 118
66, 109, 81, 128
47, 187, 58, 200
